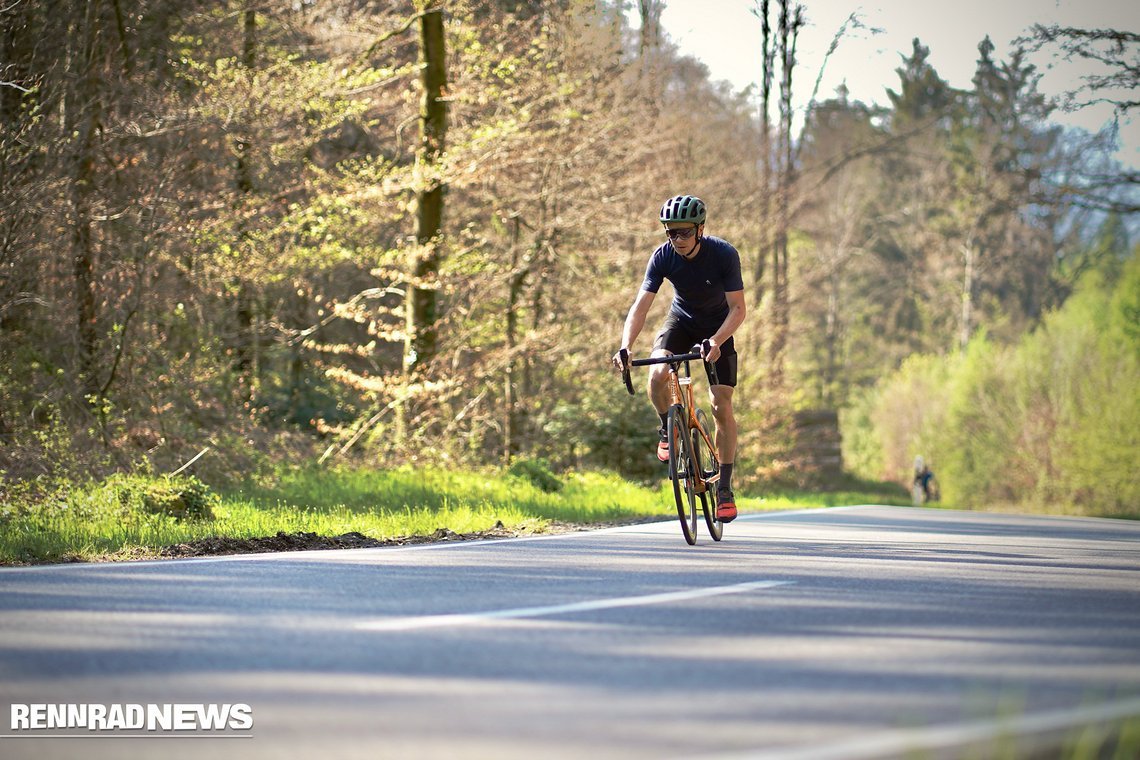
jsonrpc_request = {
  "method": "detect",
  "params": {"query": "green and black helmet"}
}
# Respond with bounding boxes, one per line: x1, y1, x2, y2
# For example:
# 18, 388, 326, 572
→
659, 195, 706, 226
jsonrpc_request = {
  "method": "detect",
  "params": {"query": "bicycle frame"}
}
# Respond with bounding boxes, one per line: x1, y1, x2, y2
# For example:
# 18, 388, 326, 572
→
621, 346, 720, 494
662, 358, 719, 494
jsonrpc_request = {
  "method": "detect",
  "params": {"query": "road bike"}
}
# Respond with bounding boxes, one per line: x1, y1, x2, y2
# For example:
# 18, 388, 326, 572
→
912, 474, 940, 506
618, 344, 723, 545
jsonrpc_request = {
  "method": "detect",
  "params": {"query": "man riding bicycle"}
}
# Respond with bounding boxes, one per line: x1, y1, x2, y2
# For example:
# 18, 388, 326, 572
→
612, 195, 746, 522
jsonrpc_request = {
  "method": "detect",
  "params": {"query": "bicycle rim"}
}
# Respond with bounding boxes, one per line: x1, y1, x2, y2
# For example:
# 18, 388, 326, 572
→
668, 406, 698, 545
693, 409, 723, 541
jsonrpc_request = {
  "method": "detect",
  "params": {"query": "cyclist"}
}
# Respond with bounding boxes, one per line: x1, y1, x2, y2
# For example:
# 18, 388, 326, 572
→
612, 195, 746, 522
914, 456, 936, 502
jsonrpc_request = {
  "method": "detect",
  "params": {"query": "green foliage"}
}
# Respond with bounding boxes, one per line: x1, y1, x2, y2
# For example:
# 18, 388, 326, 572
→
2, 0, 1131, 522
105, 474, 219, 521
845, 352, 954, 486
845, 250, 1140, 516
541, 378, 663, 483
936, 334, 1019, 505
0, 462, 900, 565
507, 457, 563, 493
839, 388, 884, 481
1044, 254, 1140, 511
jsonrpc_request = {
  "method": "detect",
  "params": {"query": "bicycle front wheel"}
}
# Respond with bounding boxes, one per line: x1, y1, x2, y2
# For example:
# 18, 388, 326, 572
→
692, 408, 723, 542
668, 405, 698, 545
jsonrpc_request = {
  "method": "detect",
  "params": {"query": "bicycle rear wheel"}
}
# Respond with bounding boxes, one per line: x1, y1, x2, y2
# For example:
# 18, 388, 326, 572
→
668, 405, 698, 545
692, 408, 723, 541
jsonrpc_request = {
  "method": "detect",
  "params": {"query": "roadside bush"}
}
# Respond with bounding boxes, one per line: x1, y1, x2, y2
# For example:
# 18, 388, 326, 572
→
842, 250, 1140, 516
936, 334, 1019, 506
875, 352, 955, 487
507, 457, 563, 493
107, 475, 219, 520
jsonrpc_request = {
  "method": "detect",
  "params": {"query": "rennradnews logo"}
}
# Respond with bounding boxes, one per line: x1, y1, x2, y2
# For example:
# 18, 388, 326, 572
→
9, 703, 253, 735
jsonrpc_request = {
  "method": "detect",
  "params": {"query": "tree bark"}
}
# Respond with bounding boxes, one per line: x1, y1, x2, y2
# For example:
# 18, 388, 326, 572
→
405, 6, 447, 378
69, 0, 103, 401
753, 0, 773, 332
233, 3, 257, 401
504, 216, 527, 464
769, 0, 801, 391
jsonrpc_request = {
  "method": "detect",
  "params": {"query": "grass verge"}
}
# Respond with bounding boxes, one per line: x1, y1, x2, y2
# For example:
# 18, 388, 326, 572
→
0, 464, 911, 565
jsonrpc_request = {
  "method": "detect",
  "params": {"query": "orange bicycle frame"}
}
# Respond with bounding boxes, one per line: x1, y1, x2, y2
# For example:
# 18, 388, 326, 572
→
664, 360, 720, 494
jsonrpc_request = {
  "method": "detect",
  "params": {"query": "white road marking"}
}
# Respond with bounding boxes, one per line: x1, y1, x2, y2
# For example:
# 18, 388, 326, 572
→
356, 579, 792, 632
692, 696, 1140, 760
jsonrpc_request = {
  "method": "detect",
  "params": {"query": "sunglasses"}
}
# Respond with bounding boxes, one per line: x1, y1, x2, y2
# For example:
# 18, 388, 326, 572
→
665, 227, 697, 241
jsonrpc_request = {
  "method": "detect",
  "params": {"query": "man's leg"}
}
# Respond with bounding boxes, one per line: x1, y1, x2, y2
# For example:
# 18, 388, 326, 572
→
709, 384, 737, 464
648, 350, 673, 461
709, 384, 738, 521
647, 350, 674, 414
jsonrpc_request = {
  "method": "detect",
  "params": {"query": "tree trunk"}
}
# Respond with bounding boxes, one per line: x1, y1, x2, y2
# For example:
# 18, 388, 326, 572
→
769, 0, 800, 392
69, 0, 103, 401
752, 0, 773, 341
824, 270, 840, 406
405, 6, 447, 378
504, 216, 527, 464
232, 4, 257, 402
638, 1, 663, 55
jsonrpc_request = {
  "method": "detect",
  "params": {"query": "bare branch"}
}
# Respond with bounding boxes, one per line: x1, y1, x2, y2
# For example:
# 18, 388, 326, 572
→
363, 12, 424, 60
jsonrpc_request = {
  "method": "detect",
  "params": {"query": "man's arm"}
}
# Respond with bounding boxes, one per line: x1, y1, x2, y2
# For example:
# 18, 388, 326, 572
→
613, 289, 657, 369
705, 289, 746, 362
622, 289, 657, 349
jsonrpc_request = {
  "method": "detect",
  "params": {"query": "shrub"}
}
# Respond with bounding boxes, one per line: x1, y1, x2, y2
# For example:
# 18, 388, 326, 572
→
108, 475, 218, 520
507, 457, 563, 493
842, 249, 1140, 516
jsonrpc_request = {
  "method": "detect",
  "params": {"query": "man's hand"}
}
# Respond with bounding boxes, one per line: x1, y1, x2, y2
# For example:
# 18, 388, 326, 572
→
701, 339, 722, 364
612, 348, 629, 373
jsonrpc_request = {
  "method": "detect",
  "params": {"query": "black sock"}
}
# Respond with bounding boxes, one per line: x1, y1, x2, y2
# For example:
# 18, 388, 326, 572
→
719, 463, 734, 492
659, 412, 668, 430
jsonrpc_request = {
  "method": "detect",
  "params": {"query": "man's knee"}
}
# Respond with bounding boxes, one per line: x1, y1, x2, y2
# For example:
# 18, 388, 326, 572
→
709, 389, 734, 422
646, 351, 672, 386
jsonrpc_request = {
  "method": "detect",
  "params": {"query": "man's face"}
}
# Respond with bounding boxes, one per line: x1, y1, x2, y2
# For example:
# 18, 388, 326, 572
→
665, 223, 702, 258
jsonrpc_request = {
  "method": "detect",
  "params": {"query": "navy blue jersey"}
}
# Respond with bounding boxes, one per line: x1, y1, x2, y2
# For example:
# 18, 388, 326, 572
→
641, 235, 744, 334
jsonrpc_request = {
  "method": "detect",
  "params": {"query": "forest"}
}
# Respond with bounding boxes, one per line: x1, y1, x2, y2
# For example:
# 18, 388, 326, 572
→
1, 0, 1137, 517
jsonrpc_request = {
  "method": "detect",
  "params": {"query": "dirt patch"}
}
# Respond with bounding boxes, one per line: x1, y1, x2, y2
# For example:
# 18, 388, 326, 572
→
156, 517, 660, 560
159, 526, 512, 558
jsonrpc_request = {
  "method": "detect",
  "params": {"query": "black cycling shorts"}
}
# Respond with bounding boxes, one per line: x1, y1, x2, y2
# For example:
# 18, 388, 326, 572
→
652, 314, 738, 387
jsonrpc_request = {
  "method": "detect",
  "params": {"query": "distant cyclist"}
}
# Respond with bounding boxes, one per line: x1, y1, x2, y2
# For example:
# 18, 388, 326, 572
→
612, 195, 746, 522
913, 456, 937, 504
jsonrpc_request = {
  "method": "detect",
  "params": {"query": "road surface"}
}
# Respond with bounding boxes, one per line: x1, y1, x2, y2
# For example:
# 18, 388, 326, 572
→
1, 505, 1138, 759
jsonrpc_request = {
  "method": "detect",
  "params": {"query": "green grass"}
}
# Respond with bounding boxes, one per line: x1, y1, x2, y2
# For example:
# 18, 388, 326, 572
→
0, 464, 911, 565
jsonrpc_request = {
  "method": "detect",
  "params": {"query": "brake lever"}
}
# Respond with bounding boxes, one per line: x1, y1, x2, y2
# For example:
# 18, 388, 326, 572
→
619, 348, 634, 396
701, 341, 720, 386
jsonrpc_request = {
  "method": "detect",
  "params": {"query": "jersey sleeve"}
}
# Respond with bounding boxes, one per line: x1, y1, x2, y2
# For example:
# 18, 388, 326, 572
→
641, 248, 665, 293
723, 243, 744, 292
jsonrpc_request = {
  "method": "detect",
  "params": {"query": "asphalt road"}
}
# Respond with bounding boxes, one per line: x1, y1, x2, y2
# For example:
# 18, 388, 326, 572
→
1, 505, 1138, 759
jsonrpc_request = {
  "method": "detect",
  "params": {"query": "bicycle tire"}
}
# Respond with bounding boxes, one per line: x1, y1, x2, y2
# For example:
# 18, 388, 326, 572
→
668, 405, 698, 545
692, 408, 723, 541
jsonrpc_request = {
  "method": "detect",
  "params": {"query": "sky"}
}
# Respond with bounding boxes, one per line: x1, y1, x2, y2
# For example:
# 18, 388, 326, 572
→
652, 0, 1139, 166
